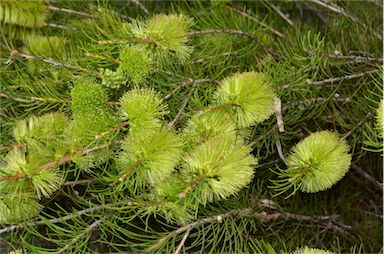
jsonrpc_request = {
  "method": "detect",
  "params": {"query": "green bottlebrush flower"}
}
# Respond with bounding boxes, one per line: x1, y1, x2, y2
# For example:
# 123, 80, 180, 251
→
0, 0, 47, 28
120, 88, 167, 133
9, 250, 24, 254
70, 79, 116, 144
101, 68, 129, 89
31, 169, 64, 199
71, 79, 109, 117
133, 14, 193, 60
182, 136, 256, 204
182, 112, 237, 151
272, 131, 352, 195
23, 35, 66, 58
0, 148, 64, 200
211, 72, 276, 128
292, 246, 333, 254
0, 193, 41, 224
376, 99, 384, 133
13, 112, 70, 159
118, 45, 152, 83
0, 148, 27, 178
117, 126, 182, 186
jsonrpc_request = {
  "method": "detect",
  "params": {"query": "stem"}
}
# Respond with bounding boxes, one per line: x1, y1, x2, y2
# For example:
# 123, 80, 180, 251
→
10, 50, 101, 78
226, 5, 284, 38
168, 82, 198, 127
97, 38, 153, 45
200, 103, 238, 115
0, 143, 24, 151
57, 218, 103, 254
128, 201, 162, 206
47, 5, 96, 18
0, 173, 24, 182
173, 230, 191, 254
148, 206, 354, 251
40, 154, 72, 171
0, 200, 161, 235
179, 176, 203, 198
283, 69, 378, 89
119, 159, 144, 182
350, 163, 382, 192
341, 113, 372, 140
96, 120, 130, 139
264, 0, 294, 27
0, 93, 71, 104
62, 179, 99, 187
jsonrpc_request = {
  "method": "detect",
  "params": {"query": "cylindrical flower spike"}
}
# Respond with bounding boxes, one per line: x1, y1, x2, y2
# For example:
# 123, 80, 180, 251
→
292, 246, 333, 254
0, 0, 47, 28
182, 136, 257, 204
118, 45, 152, 83
272, 131, 352, 196
211, 72, 276, 128
376, 99, 383, 133
120, 88, 167, 133
132, 14, 193, 60
181, 113, 237, 151
117, 126, 182, 186
0, 193, 41, 224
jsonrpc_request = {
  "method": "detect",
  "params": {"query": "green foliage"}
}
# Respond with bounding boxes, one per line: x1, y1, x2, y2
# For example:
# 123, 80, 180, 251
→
23, 35, 66, 58
0, 0, 382, 253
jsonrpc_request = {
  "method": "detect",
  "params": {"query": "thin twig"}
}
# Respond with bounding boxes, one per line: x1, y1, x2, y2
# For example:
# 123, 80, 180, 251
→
350, 163, 382, 192
57, 218, 103, 254
97, 38, 153, 45
341, 113, 372, 140
47, 5, 96, 18
187, 29, 254, 38
226, 5, 284, 38
62, 179, 99, 187
173, 230, 191, 254
0, 204, 111, 235
0, 200, 160, 236
45, 22, 70, 29
129, 0, 149, 15
275, 98, 284, 132
283, 69, 377, 89
284, 96, 350, 110
168, 81, 198, 128
275, 137, 287, 165
164, 79, 219, 100
0, 93, 71, 104
10, 50, 101, 78
190, 51, 240, 64
119, 159, 144, 182
264, 0, 294, 26
0, 143, 24, 151
306, 69, 378, 86
248, 125, 278, 148
307, 0, 381, 39
328, 54, 383, 63
148, 206, 353, 251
